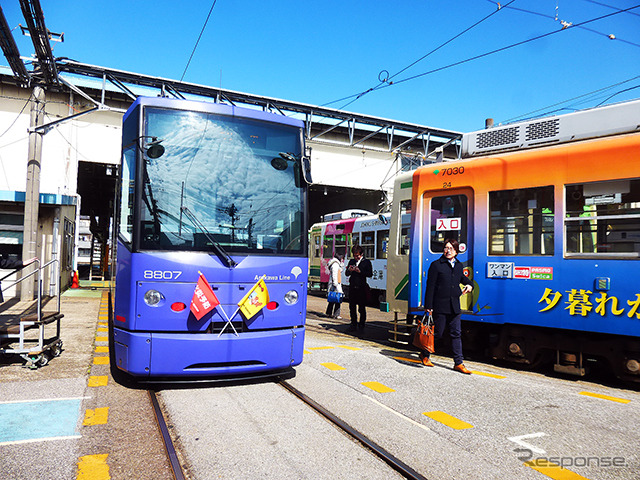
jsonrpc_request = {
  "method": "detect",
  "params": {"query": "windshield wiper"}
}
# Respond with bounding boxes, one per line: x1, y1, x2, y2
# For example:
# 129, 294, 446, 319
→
180, 206, 237, 268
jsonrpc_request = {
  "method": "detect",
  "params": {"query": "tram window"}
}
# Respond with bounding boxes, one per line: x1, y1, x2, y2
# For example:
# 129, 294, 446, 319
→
335, 233, 347, 258
430, 195, 467, 253
377, 230, 389, 259
347, 233, 359, 259
399, 200, 411, 255
489, 185, 554, 255
322, 235, 332, 259
565, 178, 640, 257
313, 234, 321, 258
361, 231, 375, 259
119, 146, 135, 246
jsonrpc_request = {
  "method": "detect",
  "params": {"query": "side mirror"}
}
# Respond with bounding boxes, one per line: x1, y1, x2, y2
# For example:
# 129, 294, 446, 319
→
300, 156, 312, 185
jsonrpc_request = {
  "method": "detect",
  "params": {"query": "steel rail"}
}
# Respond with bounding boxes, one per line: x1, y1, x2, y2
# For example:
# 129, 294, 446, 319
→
148, 390, 186, 480
279, 380, 428, 480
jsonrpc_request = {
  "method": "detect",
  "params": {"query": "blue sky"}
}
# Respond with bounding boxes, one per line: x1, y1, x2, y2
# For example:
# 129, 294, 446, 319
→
2, 1, 639, 132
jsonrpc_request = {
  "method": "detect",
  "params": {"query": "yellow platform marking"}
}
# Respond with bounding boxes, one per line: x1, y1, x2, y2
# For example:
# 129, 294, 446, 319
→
83, 407, 109, 426
307, 346, 335, 350
93, 357, 109, 365
362, 381, 395, 393
579, 391, 630, 404
77, 453, 109, 480
525, 460, 590, 479
393, 356, 422, 364
95, 336, 108, 343
98, 323, 107, 327
95, 346, 109, 353
88, 376, 108, 387
321, 362, 346, 371
471, 371, 506, 379
338, 345, 361, 351
423, 411, 473, 430
303, 349, 311, 354
97, 328, 108, 333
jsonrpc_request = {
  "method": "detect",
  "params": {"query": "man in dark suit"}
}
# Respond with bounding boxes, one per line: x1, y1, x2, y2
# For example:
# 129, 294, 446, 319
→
420, 238, 473, 374
345, 245, 372, 333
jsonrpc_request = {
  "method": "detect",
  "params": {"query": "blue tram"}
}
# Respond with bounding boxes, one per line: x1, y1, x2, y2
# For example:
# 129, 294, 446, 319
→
110, 97, 309, 379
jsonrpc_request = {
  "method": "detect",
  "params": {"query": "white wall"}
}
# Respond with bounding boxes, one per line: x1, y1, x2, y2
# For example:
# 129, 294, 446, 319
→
308, 142, 398, 193
0, 89, 122, 197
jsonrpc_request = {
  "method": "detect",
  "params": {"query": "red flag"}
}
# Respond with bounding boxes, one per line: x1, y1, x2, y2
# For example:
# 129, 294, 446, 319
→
190, 273, 220, 320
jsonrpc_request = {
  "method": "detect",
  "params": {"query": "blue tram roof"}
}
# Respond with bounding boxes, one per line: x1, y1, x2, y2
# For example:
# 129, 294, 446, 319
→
124, 96, 305, 129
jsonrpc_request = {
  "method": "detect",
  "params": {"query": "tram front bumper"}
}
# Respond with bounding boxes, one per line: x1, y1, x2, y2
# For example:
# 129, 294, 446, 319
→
113, 327, 305, 377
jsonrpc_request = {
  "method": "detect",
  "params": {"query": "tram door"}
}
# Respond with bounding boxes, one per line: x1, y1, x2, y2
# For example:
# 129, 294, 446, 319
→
419, 188, 474, 311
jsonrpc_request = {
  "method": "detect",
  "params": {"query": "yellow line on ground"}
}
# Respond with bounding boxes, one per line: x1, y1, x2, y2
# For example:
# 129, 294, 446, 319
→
93, 357, 109, 365
321, 362, 346, 371
303, 349, 311, 354
471, 371, 506, 379
579, 391, 630, 404
337, 345, 361, 351
525, 460, 590, 479
95, 336, 108, 343
423, 411, 473, 430
307, 346, 335, 350
83, 407, 109, 426
362, 381, 395, 393
88, 376, 108, 387
76, 453, 109, 480
95, 346, 109, 353
97, 328, 108, 333
393, 356, 422, 364
97, 322, 107, 327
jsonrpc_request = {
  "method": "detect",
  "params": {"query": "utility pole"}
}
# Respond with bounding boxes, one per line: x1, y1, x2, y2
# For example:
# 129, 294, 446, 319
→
21, 85, 45, 301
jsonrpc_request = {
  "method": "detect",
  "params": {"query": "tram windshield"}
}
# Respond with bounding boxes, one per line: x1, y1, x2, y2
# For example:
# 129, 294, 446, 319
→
137, 107, 305, 254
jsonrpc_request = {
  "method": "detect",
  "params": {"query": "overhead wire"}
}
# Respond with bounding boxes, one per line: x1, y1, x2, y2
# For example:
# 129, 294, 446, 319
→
387, 5, 640, 88
581, 0, 640, 17
484, 0, 640, 47
323, 0, 517, 110
501, 74, 640, 123
324, 3, 640, 112
180, 0, 218, 82
0, 92, 33, 139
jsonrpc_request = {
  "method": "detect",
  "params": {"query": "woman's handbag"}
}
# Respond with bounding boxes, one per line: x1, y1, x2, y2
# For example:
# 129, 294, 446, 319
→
412, 313, 435, 353
327, 290, 343, 303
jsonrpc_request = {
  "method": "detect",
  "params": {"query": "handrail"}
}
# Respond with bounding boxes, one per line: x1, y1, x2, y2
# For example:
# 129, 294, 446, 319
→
1, 257, 62, 316
2, 259, 41, 291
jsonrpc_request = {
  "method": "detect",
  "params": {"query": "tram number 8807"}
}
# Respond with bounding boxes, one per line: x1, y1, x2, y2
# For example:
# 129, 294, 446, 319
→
143, 270, 183, 280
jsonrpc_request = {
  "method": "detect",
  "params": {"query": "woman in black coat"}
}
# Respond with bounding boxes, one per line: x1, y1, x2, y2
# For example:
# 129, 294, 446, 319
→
420, 238, 473, 374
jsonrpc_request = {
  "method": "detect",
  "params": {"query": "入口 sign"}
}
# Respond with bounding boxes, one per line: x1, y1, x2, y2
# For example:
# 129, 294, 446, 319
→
436, 217, 461, 231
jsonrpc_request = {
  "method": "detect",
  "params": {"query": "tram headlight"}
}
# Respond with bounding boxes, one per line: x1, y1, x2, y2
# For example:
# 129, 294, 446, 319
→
284, 290, 298, 305
144, 289, 165, 307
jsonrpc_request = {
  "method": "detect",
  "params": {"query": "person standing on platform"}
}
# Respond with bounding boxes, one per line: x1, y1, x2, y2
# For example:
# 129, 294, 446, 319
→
345, 245, 372, 334
419, 238, 473, 374
325, 253, 344, 319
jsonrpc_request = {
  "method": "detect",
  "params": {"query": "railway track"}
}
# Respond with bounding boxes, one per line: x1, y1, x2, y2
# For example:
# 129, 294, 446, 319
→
149, 379, 428, 480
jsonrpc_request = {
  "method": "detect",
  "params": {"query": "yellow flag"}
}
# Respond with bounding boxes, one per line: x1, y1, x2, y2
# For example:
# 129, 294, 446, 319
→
238, 276, 270, 319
